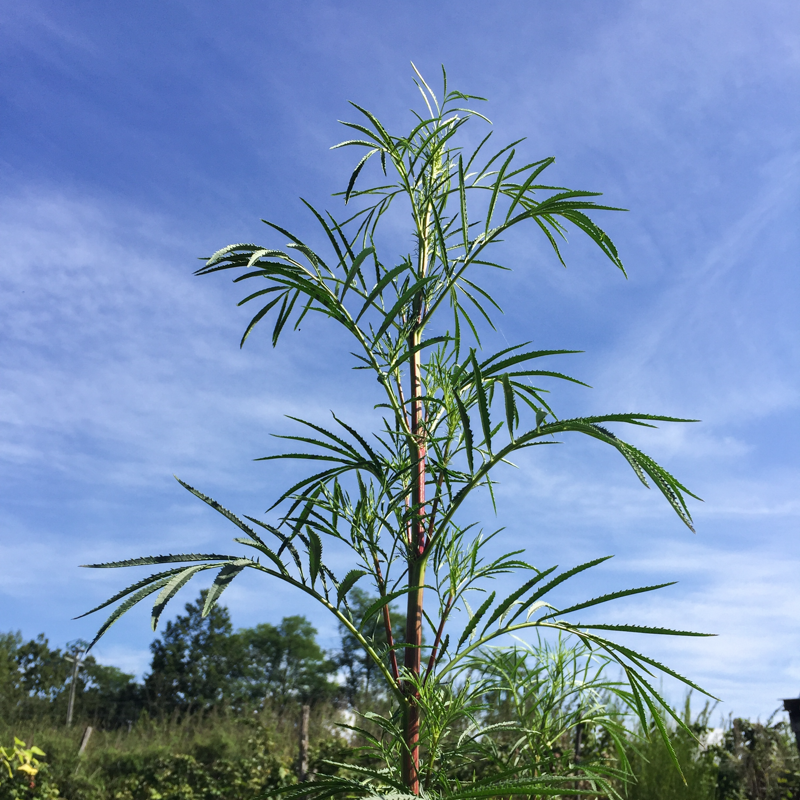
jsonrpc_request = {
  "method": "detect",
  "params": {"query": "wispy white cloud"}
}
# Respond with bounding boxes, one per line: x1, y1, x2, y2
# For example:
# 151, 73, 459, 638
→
590, 542, 800, 719
0, 187, 372, 491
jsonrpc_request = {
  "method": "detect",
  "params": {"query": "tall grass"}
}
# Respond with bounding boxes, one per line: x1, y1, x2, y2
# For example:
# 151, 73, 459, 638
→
624, 699, 718, 800
623, 698, 800, 800
0, 702, 352, 800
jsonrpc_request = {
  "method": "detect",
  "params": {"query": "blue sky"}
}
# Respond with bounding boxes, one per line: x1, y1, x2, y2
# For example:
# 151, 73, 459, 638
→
1, 1, 798, 721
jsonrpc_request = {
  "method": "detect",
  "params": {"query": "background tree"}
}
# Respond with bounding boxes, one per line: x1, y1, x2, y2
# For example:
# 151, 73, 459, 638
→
0, 633, 25, 721
15, 635, 70, 706
80, 661, 141, 729
713, 716, 800, 800
144, 591, 241, 714
0, 631, 140, 726
237, 616, 337, 707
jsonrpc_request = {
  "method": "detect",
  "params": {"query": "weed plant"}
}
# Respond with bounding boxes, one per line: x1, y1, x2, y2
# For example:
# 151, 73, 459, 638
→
80, 65, 711, 800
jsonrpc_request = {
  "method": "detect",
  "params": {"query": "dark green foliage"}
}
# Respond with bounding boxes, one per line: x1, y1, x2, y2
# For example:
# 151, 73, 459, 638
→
337, 589, 405, 704
626, 701, 718, 800
83, 723, 292, 800
0, 634, 25, 722
14, 637, 71, 704
624, 702, 800, 800
141, 593, 341, 714
79, 662, 143, 729
1, 593, 341, 728
0, 632, 140, 727
236, 616, 338, 707
1, 709, 350, 800
714, 717, 800, 800
144, 591, 242, 714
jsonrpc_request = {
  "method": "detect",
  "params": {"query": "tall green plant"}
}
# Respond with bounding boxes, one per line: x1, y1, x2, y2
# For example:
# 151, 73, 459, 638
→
79, 67, 711, 798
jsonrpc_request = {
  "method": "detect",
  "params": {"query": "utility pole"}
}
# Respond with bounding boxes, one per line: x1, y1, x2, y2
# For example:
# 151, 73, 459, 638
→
64, 647, 85, 727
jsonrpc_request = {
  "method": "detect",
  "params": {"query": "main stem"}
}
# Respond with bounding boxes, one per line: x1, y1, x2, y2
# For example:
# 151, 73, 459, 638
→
402, 207, 431, 793
402, 326, 425, 794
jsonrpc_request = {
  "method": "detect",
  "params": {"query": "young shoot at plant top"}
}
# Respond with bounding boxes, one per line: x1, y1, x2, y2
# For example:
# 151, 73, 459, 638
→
79, 66, 712, 798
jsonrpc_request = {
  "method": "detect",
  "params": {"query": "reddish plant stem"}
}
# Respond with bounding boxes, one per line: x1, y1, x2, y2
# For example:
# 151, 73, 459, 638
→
424, 595, 453, 685
422, 470, 446, 557
395, 374, 412, 432
402, 327, 426, 795
372, 554, 400, 683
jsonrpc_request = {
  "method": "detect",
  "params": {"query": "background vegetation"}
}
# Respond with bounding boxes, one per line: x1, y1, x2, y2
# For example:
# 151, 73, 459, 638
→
3, 592, 798, 799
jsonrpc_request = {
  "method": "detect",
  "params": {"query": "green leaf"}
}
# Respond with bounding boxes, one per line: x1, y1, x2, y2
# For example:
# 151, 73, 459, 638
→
458, 155, 469, 254
240, 292, 287, 348
454, 393, 474, 472
151, 565, 212, 631
74, 566, 190, 619
81, 553, 241, 569
480, 347, 582, 377
388, 335, 451, 371
447, 777, 597, 799
346, 148, 379, 203
201, 242, 259, 271
372, 274, 435, 343
358, 587, 421, 633
232, 537, 290, 576
340, 246, 375, 301
307, 530, 322, 586
471, 352, 492, 453
509, 555, 614, 624
571, 623, 712, 637
354, 262, 410, 323
501, 373, 516, 440
175, 478, 268, 540
86, 573, 183, 650
203, 561, 249, 617
541, 581, 677, 620
481, 567, 557, 635
457, 590, 495, 651
337, 569, 368, 607
485, 150, 516, 235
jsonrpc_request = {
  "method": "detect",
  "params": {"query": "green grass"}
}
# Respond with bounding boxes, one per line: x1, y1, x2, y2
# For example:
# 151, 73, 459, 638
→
1, 703, 352, 800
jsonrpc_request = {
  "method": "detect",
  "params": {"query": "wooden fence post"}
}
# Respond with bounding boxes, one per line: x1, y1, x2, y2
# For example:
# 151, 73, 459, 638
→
299, 704, 310, 781
78, 726, 93, 756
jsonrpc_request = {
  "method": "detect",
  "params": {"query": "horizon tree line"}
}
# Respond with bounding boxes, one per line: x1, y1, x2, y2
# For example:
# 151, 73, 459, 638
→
0, 588, 400, 728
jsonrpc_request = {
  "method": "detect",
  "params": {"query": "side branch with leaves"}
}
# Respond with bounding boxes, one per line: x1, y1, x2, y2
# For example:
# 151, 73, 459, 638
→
80, 66, 711, 799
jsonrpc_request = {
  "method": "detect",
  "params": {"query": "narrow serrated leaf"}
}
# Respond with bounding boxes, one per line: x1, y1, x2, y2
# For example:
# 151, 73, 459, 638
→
203, 561, 249, 617
81, 553, 239, 569
359, 587, 420, 633
307, 530, 322, 586
471, 353, 492, 453
340, 246, 375, 301
355, 262, 410, 323
501, 373, 516, 440
337, 569, 368, 606
74, 566, 188, 619
457, 591, 495, 651
481, 567, 557, 635
86, 574, 178, 650
454, 393, 474, 472
542, 582, 677, 619
151, 565, 212, 631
